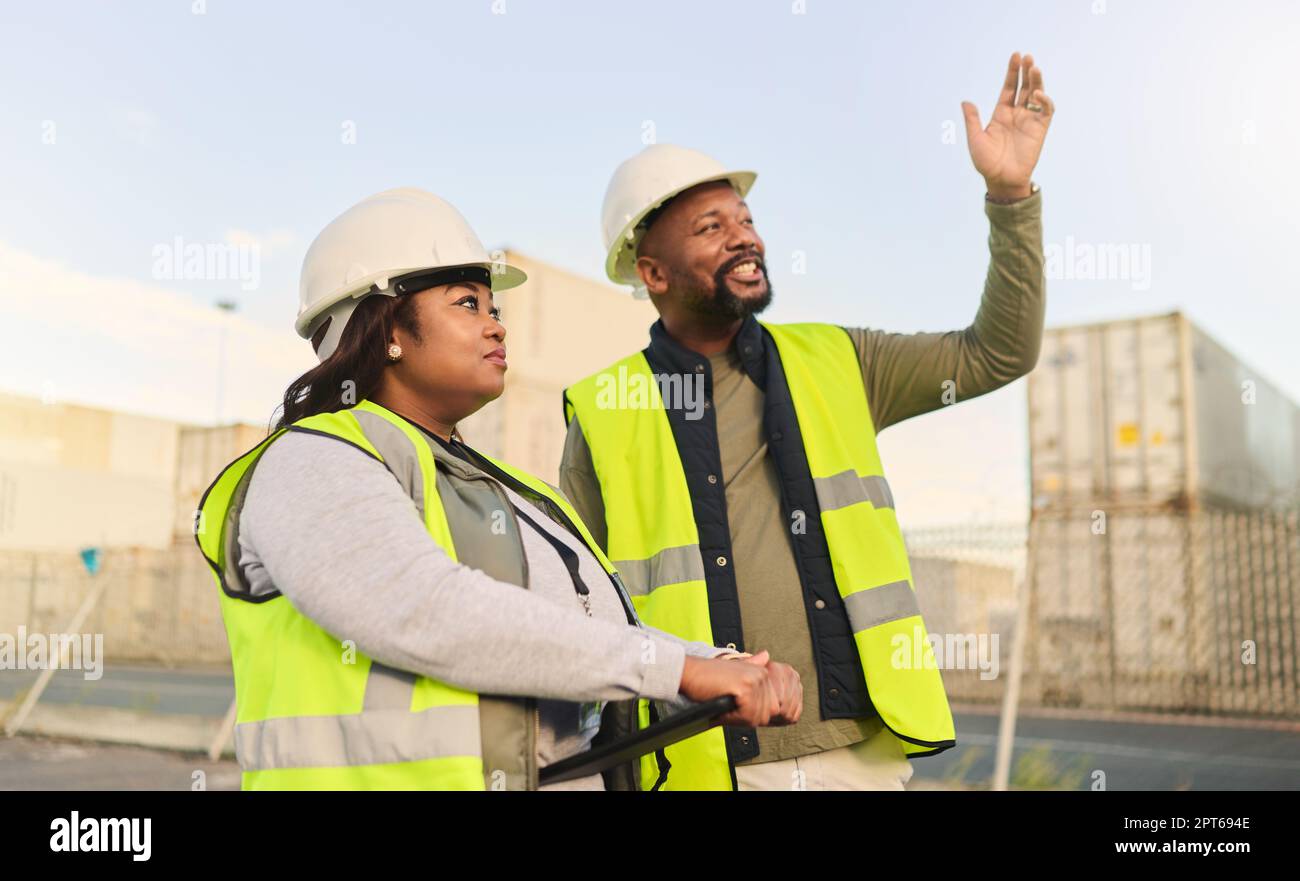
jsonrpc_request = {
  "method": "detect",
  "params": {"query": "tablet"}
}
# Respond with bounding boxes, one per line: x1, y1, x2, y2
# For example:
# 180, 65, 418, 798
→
538, 696, 737, 786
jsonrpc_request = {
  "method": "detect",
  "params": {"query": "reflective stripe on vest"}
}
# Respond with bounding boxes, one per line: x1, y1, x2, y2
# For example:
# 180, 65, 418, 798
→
197, 399, 597, 789
613, 544, 707, 597
565, 323, 956, 783
235, 704, 481, 771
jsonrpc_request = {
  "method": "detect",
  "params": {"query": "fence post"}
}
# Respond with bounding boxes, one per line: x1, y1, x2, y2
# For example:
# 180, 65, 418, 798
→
4, 575, 108, 737
208, 697, 238, 761
992, 567, 1030, 791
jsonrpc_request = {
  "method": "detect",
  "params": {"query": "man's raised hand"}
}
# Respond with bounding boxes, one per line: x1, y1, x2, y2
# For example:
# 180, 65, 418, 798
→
961, 52, 1055, 200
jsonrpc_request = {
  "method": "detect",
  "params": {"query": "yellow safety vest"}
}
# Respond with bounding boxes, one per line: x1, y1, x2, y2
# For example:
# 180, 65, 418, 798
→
196, 399, 623, 789
564, 322, 955, 790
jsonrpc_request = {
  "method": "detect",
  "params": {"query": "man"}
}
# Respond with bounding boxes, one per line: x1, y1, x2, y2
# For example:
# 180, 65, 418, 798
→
561, 53, 1053, 790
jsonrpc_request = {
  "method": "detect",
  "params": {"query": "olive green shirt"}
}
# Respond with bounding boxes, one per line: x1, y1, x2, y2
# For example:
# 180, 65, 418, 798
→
559, 191, 1045, 763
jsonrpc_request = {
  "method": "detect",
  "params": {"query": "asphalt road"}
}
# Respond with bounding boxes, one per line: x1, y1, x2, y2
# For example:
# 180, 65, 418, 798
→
0, 665, 233, 716
0, 736, 240, 790
916, 708, 1300, 790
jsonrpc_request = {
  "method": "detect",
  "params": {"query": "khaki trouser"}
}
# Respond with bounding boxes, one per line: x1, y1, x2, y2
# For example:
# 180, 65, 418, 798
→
733, 725, 915, 791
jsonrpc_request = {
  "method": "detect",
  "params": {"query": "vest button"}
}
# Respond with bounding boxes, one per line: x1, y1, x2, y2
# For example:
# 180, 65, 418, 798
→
704, 400, 712, 409
716, 555, 728, 567
707, 474, 718, 484
726, 642, 737, 650
740, 735, 750, 745
695, 363, 705, 372
829, 688, 840, 698
814, 599, 826, 610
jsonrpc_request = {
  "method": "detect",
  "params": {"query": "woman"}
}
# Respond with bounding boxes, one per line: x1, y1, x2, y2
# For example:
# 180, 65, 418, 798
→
196, 187, 801, 790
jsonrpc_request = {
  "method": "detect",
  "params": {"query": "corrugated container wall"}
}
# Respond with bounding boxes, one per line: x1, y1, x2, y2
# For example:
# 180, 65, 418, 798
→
1025, 506, 1299, 717
1025, 312, 1300, 719
1029, 311, 1300, 514
1190, 323, 1300, 510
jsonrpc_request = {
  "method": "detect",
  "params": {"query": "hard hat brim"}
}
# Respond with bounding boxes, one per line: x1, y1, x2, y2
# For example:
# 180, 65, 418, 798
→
295, 260, 527, 340
604, 170, 757, 287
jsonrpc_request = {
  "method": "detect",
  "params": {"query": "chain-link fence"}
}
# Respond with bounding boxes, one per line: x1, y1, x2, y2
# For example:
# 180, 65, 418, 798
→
1028, 505, 1299, 718
906, 508, 1300, 720
905, 523, 1024, 707
0, 544, 229, 666
5, 507, 1297, 722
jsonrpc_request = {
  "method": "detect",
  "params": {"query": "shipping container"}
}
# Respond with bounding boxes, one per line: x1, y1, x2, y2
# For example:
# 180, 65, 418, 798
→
1025, 311, 1300, 718
1025, 505, 1300, 718
1028, 311, 1300, 513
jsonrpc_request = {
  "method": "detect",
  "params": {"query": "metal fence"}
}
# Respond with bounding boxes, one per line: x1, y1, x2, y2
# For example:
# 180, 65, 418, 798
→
1027, 505, 1299, 718
0, 544, 229, 666
906, 508, 1300, 720
4, 507, 1297, 722
905, 523, 1024, 707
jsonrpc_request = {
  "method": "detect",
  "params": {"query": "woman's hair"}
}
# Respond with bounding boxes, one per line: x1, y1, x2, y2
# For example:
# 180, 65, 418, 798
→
272, 292, 422, 431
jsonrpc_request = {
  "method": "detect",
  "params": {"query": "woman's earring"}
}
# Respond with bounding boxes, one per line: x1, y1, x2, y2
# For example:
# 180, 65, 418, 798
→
387, 344, 403, 362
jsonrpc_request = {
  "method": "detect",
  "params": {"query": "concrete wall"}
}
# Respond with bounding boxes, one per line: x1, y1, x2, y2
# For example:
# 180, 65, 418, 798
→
0, 393, 181, 551
173, 424, 270, 542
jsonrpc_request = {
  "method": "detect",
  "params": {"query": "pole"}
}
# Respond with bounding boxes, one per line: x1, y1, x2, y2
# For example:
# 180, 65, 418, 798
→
4, 578, 109, 737
992, 559, 1032, 790
208, 697, 238, 761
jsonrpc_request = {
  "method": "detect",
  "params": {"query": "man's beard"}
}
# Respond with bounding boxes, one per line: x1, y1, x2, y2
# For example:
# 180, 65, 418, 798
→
672, 257, 773, 320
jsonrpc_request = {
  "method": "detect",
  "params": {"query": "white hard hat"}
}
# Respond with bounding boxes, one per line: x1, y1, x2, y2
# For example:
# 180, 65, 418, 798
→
600, 144, 756, 297
297, 187, 526, 361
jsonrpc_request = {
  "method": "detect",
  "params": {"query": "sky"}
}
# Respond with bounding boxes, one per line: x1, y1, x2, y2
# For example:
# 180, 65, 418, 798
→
2, 0, 1298, 527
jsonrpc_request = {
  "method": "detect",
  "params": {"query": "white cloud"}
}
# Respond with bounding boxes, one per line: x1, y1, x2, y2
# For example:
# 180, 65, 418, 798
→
0, 241, 314, 426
